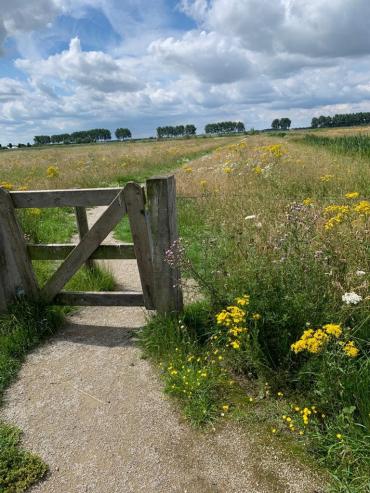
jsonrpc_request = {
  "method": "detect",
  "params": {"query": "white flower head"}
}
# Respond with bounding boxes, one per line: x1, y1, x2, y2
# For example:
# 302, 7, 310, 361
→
342, 292, 362, 305
356, 270, 366, 277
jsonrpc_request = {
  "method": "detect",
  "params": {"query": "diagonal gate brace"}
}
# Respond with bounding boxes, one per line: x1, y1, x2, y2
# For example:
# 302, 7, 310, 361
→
41, 189, 127, 303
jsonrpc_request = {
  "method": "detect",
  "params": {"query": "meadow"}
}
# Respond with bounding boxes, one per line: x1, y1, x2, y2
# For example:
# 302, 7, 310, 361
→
1, 130, 369, 492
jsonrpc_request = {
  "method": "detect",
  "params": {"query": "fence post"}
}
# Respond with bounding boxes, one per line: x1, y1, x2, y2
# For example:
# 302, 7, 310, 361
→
0, 188, 39, 311
146, 175, 183, 314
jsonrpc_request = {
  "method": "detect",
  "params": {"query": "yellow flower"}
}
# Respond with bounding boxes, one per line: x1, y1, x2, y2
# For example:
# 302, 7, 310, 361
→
320, 174, 333, 182
336, 434, 343, 440
252, 313, 261, 320
277, 392, 284, 397
170, 370, 178, 375
354, 200, 370, 215
342, 341, 359, 358
303, 198, 314, 206
222, 404, 229, 412
323, 323, 342, 338
0, 181, 13, 190
345, 192, 360, 199
184, 166, 193, 173
224, 166, 233, 174
231, 340, 240, 350
271, 428, 277, 434
46, 165, 59, 178
29, 208, 42, 216
235, 294, 250, 306
254, 166, 262, 174
200, 180, 207, 188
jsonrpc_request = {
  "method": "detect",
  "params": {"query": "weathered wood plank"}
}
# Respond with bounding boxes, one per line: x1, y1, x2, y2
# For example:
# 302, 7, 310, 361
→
123, 182, 155, 310
27, 243, 136, 260
41, 189, 127, 302
146, 176, 183, 314
0, 188, 39, 310
75, 206, 94, 270
54, 291, 144, 306
10, 188, 122, 208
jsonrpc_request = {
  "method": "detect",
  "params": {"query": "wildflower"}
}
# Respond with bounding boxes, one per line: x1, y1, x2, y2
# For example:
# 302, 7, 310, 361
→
320, 174, 333, 182
354, 200, 370, 215
342, 292, 362, 305
29, 208, 42, 216
254, 166, 262, 174
336, 434, 343, 440
345, 192, 360, 199
271, 428, 277, 434
200, 180, 207, 188
222, 404, 229, 412
323, 324, 342, 338
235, 294, 250, 306
252, 313, 261, 320
224, 167, 233, 174
324, 205, 350, 215
277, 392, 283, 397
303, 198, 313, 206
184, 166, 193, 173
0, 181, 13, 190
46, 165, 59, 178
231, 340, 240, 350
170, 370, 178, 375
342, 341, 359, 358
356, 270, 366, 276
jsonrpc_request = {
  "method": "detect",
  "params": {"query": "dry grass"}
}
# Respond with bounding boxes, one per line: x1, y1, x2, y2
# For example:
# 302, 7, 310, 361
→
0, 137, 241, 191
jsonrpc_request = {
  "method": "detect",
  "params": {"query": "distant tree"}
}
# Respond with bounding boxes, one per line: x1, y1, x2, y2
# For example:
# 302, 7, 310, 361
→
8, 143, 12, 148
271, 119, 280, 130
185, 124, 196, 136
115, 128, 132, 140
27, 142, 31, 147
34, 135, 51, 145
279, 118, 291, 130
236, 121, 245, 132
311, 117, 319, 128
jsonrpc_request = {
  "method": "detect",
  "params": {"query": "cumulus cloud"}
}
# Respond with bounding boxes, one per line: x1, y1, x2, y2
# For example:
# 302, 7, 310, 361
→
149, 31, 253, 84
184, 0, 370, 58
16, 37, 144, 93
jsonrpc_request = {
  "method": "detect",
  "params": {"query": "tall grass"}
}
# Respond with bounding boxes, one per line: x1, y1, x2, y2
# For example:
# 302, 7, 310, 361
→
168, 136, 370, 489
302, 133, 370, 159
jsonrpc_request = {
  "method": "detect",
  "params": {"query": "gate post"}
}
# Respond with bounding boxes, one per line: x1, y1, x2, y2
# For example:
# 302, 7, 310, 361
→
146, 175, 183, 314
0, 188, 39, 311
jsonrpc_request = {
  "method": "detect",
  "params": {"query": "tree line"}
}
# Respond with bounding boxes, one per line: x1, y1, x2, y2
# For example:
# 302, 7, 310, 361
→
34, 128, 112, 145
271, 118, 292, 130
156, 125, 196, 138
311, 112, 370, 129
204, 121, 245, 134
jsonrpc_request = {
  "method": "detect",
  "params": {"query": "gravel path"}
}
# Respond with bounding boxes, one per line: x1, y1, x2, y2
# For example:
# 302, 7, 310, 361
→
1, 207, 325, 493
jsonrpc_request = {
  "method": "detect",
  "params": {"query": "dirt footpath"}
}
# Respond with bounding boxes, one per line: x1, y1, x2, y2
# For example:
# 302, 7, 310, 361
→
1, 208, 324, 493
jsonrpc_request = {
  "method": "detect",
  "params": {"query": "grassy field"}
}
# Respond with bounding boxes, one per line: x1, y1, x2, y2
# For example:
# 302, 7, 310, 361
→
1, 132, 369, 491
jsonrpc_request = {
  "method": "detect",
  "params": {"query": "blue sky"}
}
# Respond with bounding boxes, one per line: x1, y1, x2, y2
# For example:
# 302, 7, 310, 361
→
1, 0, 370, 145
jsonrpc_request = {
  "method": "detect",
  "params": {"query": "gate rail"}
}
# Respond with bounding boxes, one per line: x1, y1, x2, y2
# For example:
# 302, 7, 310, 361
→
0, 176, 183, 314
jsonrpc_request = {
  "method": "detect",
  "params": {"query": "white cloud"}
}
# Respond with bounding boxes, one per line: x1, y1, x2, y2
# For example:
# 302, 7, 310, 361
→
16, 37, 144, 93
149, 31, 253, 84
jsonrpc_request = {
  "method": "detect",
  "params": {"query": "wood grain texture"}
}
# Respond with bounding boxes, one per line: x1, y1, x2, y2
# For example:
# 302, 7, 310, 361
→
123, 182, 155, 309
10, 188, 122, 208
75, 206, 94, 270
54, 291, 144, 306
0, 188, 39, 310
146, 176, 183, 314
27, 243, 136, 260
41, 189, 127, 302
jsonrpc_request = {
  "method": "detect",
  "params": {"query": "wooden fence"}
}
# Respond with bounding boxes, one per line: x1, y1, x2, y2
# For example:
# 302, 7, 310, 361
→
0, 175, 183, 314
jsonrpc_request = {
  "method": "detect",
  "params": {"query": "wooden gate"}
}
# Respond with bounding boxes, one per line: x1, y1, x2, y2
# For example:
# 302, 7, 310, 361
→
0, 176, 183, 314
